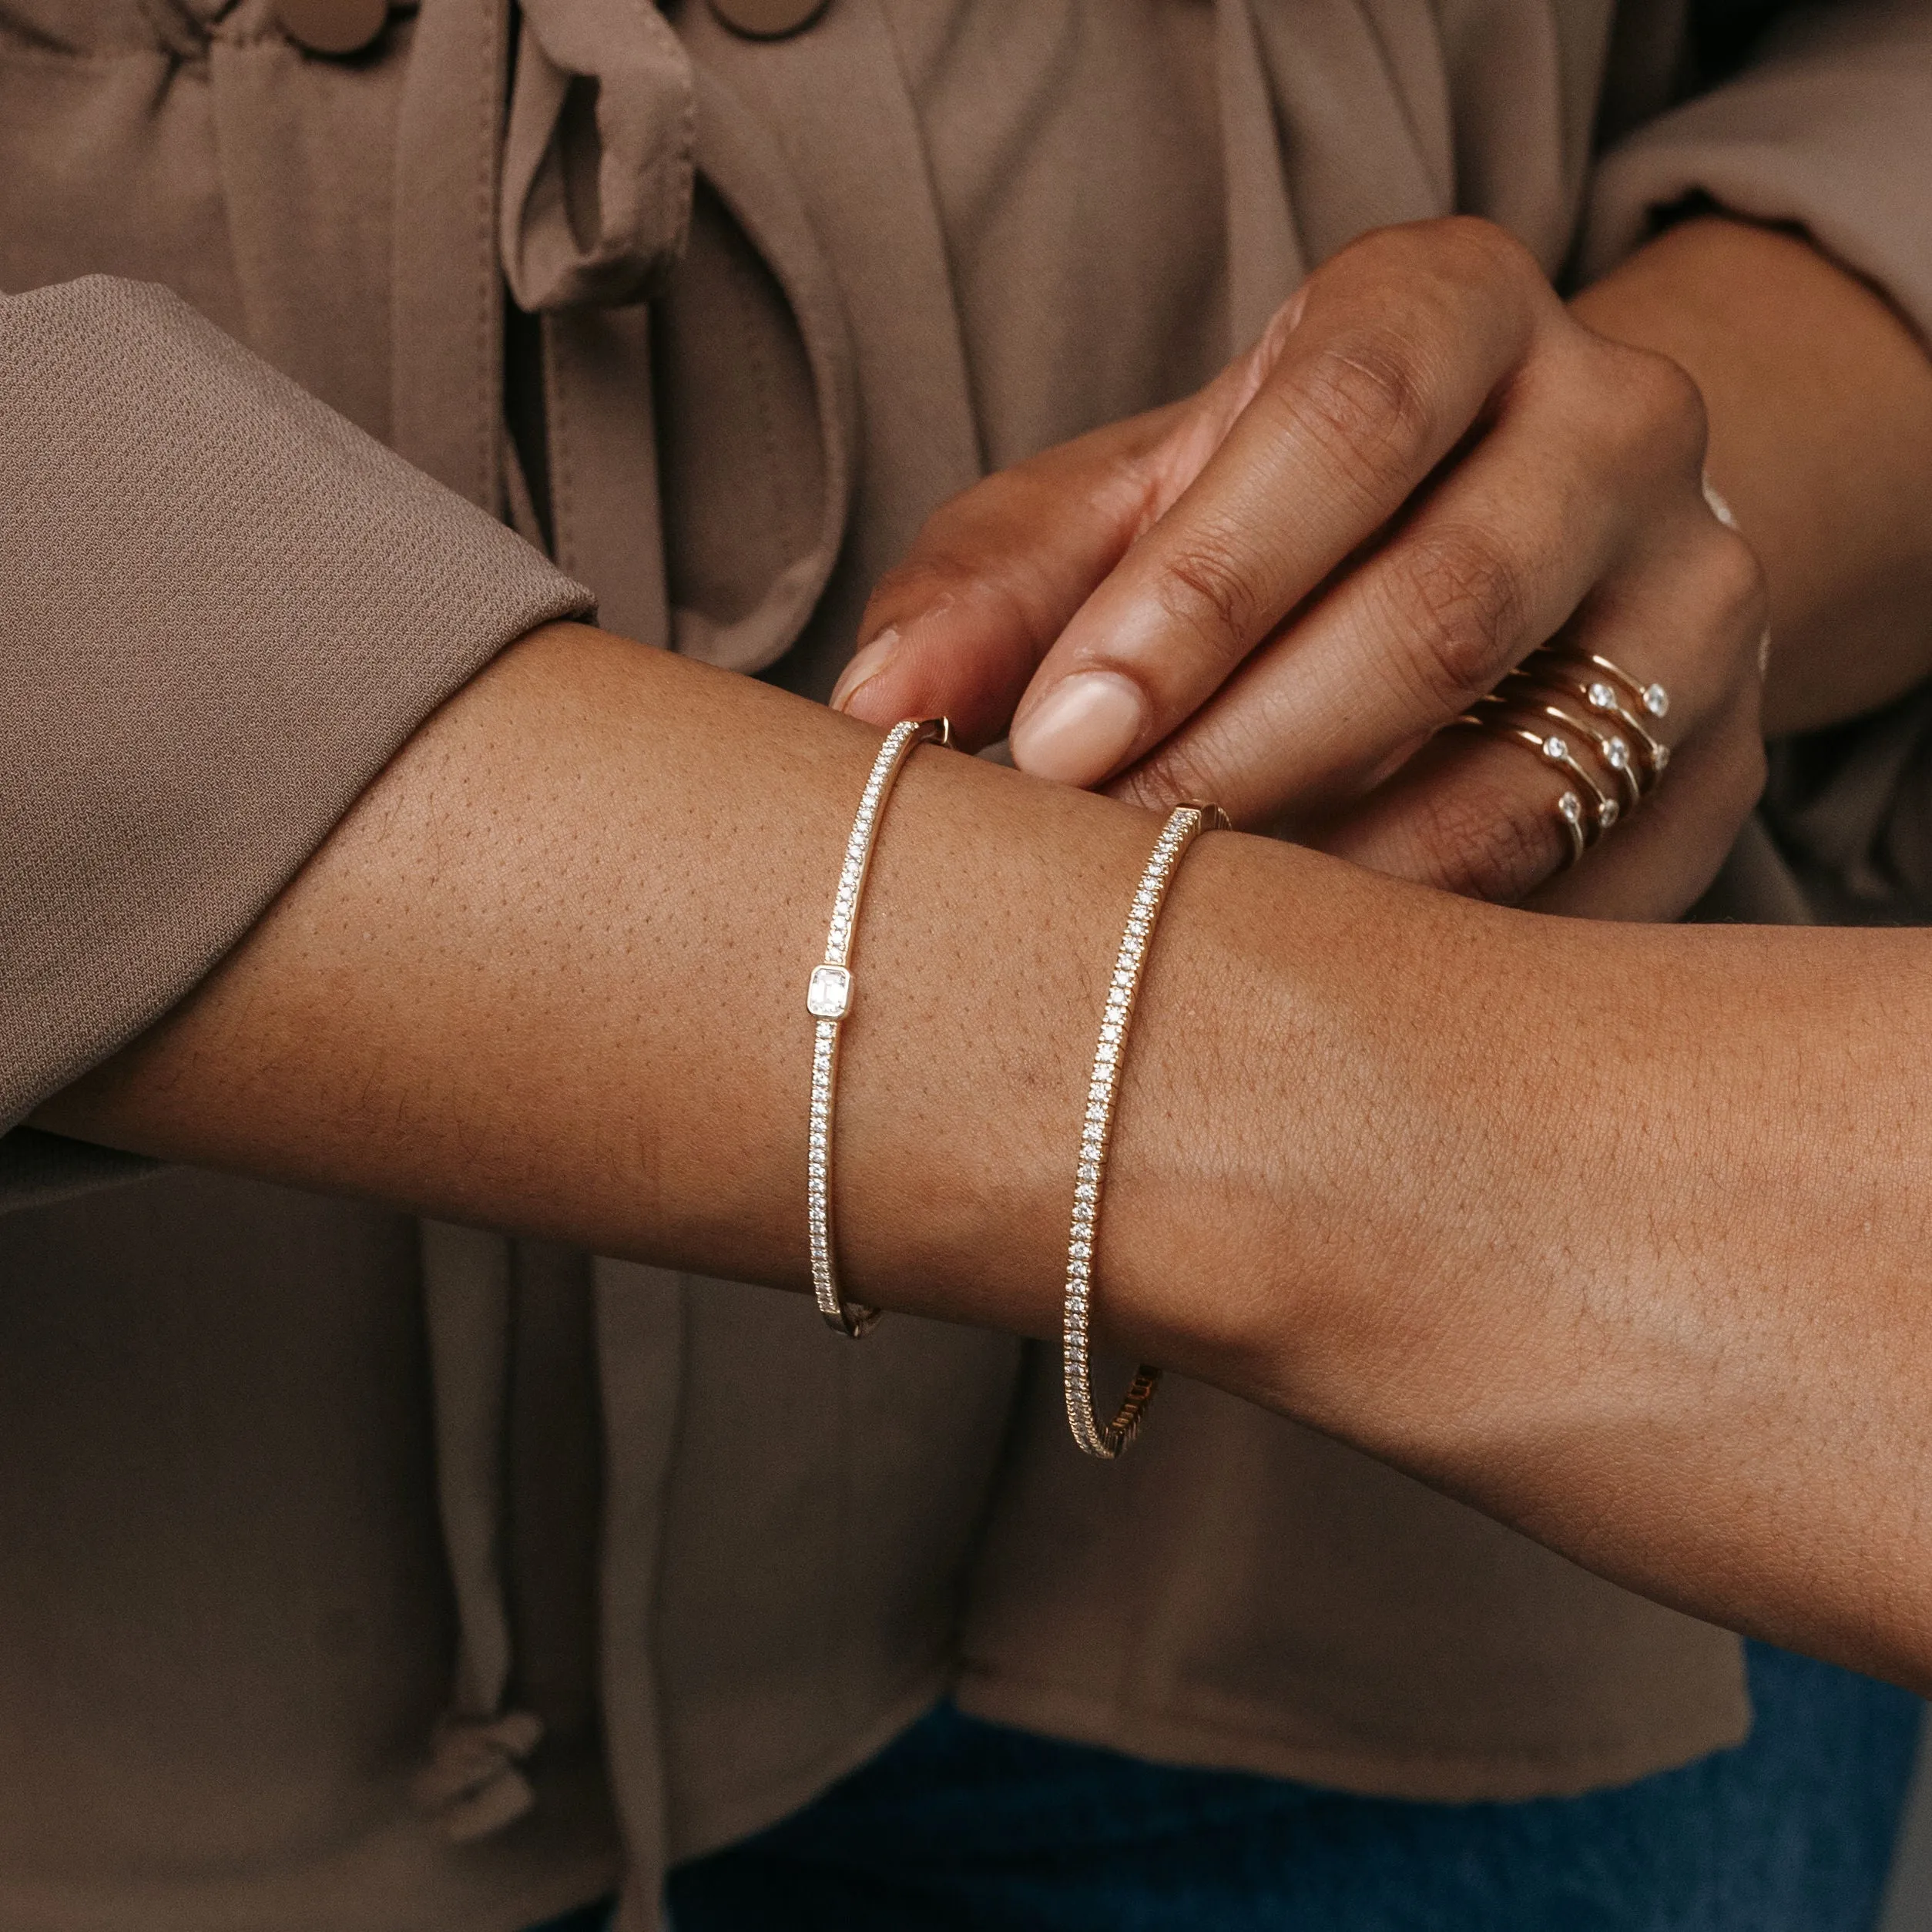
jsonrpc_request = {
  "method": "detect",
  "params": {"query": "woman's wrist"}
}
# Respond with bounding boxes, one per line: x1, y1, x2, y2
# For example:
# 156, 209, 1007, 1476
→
1085, 834, 1495, 1405
1571, 214, 1932, 735
1150, 863, 1932, 1692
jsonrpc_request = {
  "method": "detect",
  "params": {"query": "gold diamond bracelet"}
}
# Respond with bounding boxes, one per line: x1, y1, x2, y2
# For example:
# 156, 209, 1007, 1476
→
1064, 800, 1229, 1457
806, 717, 953, 1337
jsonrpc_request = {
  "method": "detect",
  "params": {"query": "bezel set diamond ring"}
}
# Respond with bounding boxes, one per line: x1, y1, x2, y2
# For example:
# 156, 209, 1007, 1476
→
1451, 648, 1671, 870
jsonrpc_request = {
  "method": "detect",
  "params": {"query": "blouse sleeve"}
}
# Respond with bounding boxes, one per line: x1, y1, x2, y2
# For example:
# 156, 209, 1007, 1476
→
1581, 1, 1932, 922
0, 276, 593, 1206
1582, 0, 1932, 343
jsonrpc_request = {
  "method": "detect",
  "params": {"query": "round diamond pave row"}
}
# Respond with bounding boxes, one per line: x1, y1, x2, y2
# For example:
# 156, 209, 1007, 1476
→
807, 717, 952, 1337
1063, 801, 1229, 1458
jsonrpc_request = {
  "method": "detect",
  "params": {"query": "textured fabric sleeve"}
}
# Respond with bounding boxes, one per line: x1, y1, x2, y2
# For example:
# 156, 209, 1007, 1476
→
0, 276, 595, 1194
1584, 2, 1932, 926
1581, 0, 1932, 342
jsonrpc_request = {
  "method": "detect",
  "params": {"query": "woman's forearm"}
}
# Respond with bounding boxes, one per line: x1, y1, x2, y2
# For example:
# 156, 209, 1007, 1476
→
1159, 878, 1932, 1697
1572, 215, 1932, 735
35, 619, 1932, 1688
35, 621, 1223, 1340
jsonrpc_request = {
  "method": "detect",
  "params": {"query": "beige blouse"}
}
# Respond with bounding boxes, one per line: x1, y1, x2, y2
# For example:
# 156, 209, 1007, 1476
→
2, 1, 1930, 1927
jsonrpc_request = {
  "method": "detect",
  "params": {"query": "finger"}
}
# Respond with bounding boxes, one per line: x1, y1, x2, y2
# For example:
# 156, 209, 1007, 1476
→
1303, 699, 1762, 916
1524, 514, 1766, 918
1524, 707, 1767, 921
1312, 512, 1766, 908
1007, 220, 1550, 788
838, 328, 1307, 744
1310, 708, 1759, 919
1105, 334, 1688, 824
832, 410, 1174, 745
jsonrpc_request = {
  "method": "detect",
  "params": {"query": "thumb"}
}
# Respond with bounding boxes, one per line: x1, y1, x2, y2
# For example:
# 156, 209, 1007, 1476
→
834, 405, 1184, 749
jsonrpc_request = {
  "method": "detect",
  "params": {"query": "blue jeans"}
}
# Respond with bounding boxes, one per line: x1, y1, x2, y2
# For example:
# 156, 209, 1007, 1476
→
535, 1640, 1921, 1931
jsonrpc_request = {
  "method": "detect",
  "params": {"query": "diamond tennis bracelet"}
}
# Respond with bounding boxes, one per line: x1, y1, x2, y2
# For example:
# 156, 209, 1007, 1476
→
1063, 800, 1229, 1457
806, 717, 952, 1337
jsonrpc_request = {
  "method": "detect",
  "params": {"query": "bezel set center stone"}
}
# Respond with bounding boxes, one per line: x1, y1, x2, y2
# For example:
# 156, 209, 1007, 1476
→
807, 963, 853, 1020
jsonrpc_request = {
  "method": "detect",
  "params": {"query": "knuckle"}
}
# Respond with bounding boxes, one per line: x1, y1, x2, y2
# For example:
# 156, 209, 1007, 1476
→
1285, 220, 1548, 500
1611, 343, 1708, 475
1157, 530, 1267, 659
1339, 216, 1533, 296
1430, 214, 1542, 291
1706, 525, 1769, 633
1665, 524, 1769, 702
1288, 327, 1438, 493
1379, 525, 1530, 709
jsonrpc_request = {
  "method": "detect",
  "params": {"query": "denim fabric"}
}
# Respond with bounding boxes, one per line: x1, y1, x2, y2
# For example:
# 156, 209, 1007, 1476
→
532, 1641, 1920, 1932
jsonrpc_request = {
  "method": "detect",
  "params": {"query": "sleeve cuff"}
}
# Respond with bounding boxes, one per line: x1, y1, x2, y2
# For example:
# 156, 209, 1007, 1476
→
1581, 0, 1932, 344
1, 277, 595, 1185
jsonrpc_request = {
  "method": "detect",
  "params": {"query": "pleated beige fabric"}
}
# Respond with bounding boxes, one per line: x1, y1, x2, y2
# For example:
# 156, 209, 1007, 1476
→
3, 2, 1932, 1927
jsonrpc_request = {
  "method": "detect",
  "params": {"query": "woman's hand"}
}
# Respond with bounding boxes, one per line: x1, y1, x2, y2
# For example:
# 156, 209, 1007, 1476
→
835, 216, 1769, 918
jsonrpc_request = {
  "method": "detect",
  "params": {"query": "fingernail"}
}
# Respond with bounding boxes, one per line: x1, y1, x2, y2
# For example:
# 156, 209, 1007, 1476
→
830, 628, 900, 713
1010, 672, 1145, 787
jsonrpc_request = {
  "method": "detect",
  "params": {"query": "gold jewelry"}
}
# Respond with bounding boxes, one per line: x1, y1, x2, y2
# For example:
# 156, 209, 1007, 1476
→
1450, 707, 1619, 841
1447, 640, 1674, 868
807, 717, 952, 1337
1491, 683, 1643, 812
1540, 650, 1671, 783
1551, 787, 1588, 867
1063, 801, 1229, 1458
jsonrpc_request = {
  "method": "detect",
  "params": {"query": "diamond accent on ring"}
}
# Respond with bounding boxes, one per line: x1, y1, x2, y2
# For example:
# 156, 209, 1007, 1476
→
1643, 683, 1669, 719
1542, 734, 1569, 762
1558, 792, 1584, 826
1587, 680, 1616, 711
1605, 737, 1631, 770
1598, 798, 1620, 828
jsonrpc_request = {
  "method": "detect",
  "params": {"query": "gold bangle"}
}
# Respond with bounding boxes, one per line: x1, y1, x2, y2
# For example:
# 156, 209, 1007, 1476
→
1063, 801, 1229, 1458
807, 717, 952, 1337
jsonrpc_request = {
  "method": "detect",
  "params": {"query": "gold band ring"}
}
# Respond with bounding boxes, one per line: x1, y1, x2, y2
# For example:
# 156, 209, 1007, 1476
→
1488, 685, 1645, 812
1447, 711, 1616, 865
1533, 652, 1671, 782
1457, 706, 1620, 830
1446, 646, 1670, 873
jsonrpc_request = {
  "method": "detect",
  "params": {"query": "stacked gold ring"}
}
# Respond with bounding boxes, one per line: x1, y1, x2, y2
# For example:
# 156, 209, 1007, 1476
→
1448, 646, 1671, 869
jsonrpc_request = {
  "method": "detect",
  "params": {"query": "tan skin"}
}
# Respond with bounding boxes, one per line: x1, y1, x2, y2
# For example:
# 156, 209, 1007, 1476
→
34, 216, 1932, 1692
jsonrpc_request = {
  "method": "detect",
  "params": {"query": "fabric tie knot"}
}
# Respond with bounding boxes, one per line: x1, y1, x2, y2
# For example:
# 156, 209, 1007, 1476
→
502, 0, 696, 310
